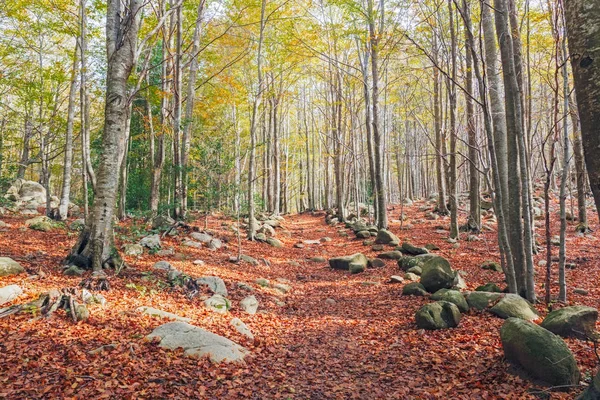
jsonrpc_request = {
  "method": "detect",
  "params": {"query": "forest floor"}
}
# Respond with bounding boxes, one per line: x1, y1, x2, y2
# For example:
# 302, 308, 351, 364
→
1, 199, 600, 399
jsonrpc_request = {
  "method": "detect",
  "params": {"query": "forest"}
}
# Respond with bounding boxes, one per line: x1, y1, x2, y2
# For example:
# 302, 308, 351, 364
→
1, 0, 600, 398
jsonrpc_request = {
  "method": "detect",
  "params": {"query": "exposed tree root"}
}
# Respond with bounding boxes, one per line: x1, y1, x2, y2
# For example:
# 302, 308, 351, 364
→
168, 272, 201, 300
80, 271, 111, 291
0, 288, 89, 322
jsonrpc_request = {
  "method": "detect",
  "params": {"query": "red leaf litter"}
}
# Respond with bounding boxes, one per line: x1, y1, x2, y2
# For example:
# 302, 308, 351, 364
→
1, 199, 598, 399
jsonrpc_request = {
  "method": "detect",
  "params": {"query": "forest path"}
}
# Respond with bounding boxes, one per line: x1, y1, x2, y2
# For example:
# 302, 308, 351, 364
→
0, 205, 597, 398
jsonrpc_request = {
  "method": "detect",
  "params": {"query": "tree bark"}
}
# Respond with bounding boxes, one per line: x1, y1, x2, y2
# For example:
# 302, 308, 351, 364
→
564, 0, 600, 221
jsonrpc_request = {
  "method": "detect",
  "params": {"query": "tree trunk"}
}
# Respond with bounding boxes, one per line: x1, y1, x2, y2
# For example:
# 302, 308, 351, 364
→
58, 42, 80, 220
433, 33, 448, 215
448, 0, 458, 239
67, 0, 143, 272
564, 0, 600, 221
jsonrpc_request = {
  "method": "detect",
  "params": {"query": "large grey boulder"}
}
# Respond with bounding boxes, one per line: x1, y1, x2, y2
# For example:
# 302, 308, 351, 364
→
431, 289, 469, 312
490, 294, 538, 321
415, 301, 461, 330
137, 306, 191, 322
374, 229, 400, 245
146, 321, 248, 363
501, 318, 580, 386
0, 257, 25, 277
25, 216, 53, 232
329, 253, 368, 274
197, 276, 228, 296
266, 237, 284, 248
152, 214, 175, 230
0, 285, 23, 306
190, 232, 213, 244
124, 244, 144, 256
419, 255, 457, 293
541, 306, 598, 339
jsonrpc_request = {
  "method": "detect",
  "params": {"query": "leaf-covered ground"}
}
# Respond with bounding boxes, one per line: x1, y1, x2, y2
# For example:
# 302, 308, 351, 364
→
1, 200, 599, 399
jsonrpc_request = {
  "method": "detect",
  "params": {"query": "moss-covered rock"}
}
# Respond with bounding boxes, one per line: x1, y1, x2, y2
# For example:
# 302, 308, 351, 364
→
500, 318, 580, 386
431, 289, 469, 312
377, 251, 403, 260
541, 306, 598, 340
407, 266, 422, 275
374, 229, 400, 245
481, 260, 502, 272
490, 294, 538, 321
466, 291, 503, 310
419, 255, 456, 293
400, 242, 429, 256
415, 301, 461, 330
402, 282, 428, 296
475, 282, 503, 293
329, 253, 368, 272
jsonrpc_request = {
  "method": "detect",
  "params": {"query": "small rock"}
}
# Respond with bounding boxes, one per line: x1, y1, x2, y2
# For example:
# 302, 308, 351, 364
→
204, 294, 230, 314
157, 248, 175, 256
182, 240, 202, 249
573, 288, 588, 296
236, 282, 254, 292
139, 234, 161, 250
230, 318, 254, 340
266, 237, 284, 248
368, 258, 385, 268
309, 257, 327, 263
193, 259, 205, 266
407, 266, 422, 275
475, 282, 503, 293
197, 276, 228, 296
415, 301, 461, 330
255, 278, 270, 287
153, 261, 173, 271
137, 306, 191, 322
325, 298, 336, 305
405, 272, 420, 281
0, 285, 23, 306
375, 229, 400, 245
294, 243, 305, 249
124, 244, 144, 256
377, 251, 403, 260
240, 295, 259, 314
320, 237, 332, 242
402, 282, 428, 296
356, 230, 371, 239
273, 283, 291, 294
371, 244, 384, 251
63, 265, 85, 276
481, 260, 502, 272
389, 275, 404, 284
240, 254, 259, 265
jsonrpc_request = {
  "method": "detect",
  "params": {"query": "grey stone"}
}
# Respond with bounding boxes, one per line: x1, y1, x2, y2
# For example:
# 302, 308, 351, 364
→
153, 261, 173, 271
240, 295, 259, 315
405, 272, 420, 281
240, 255, 259, 265
501, 318, 579, 386
431, 289, 469, 312
190, 232, 213, 244
204, 294, 230, 314
0, 285, 23, 306
407, 266, 422, 275
374, 229, 400, 245
466, 291, 503, 310
124, 244, 144, 256
0, 257, 25, 277
402, 282, 428, 296
419, 255, 456, 293
490, 294, 539, 321
63, 265, 84, 276
140, 234, 161, 250
481, 260, 502, 272
25, 216, 53, 232
329, 253, 368, 273
475, 282, 503, 293
230, 318, 254, 340
69, 218, 86, 231
266, 237, 284, 248
182, 240, 202, 249
415, 301, 461, 330
377, 251, 403, 260
389, 275, 404, 283
197, 276, 228, 296
400, 242, 429, 256
146, 322, 248, 363
368, 258, 385, 268
541, 306, 598, 339
137, 306, 191, 322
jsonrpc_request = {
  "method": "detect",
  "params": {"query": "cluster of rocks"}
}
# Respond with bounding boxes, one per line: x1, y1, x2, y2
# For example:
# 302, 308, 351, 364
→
2, 179, 79, 216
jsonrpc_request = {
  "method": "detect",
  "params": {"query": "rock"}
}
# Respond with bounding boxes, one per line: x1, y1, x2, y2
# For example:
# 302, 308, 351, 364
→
0, 220, 9, 228
183, 240, 202, 248
25, 216, 53, 232
405, 272, 420, 281
402, 282, 428, 296
389, 275, 404, 284
475, 282, 503, 293
294, 243, 305, 249
407, 266, 422, 275
81, 289, 106, 306
551, 235, 561, 246
237, 282, 254, 292
167, 270, 182, 281
257, 224, 276, 237
74, 302, 90, 321
500, 318, 579, 386
240, 254, 258, 265
146, 321, 248, 363
481, 260, 502, 272
303, 239, 321, 245
415, 301, 461, 330
400, 242, 429, 256
208, 239, 222, 251
273, 283, 291, 294
124, 244, 144, 256
368, 258, 385, 268
398, 256, 423, 271
466, 291, 503, 310
204, 294, 231, 314
574, 288, 588, 296
63, 265, 84, 276
541, 306, 598, 340
371, 244, 384, 251
325, 298, 336, 305
377, 251, 403, 260
309, 257, 327, 263
152, 214, 175, 230
0, 257, 25, 276
255, 278, 270, 287
320, 237, 332, 242
329, 253, 368, 273
190, 232, 212, 244
137, 306, 191, 322
266, 237, 284, 248
263, 219, 280, 228
424, 243, 440, 251
69, 218, 86, 231
197, 276, 228, 296
374, 229, 400, 245
490, 294, 539, 321
255, 233, 267, 242
431, 289, 469, 312
419, 255, 456, 293
157, 248, 175, 257
230, 318, 254, 340
453, 272, 467, 290
240, 295, 259, 315
0, 285, 23, 306
193, 259, 205, 266
153, 261, 173, 271
356, 230, 371, 239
